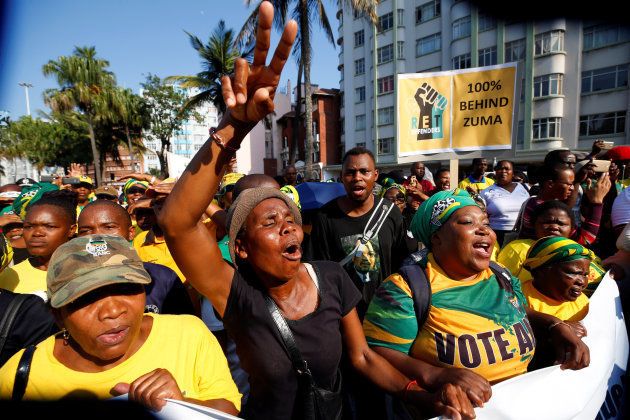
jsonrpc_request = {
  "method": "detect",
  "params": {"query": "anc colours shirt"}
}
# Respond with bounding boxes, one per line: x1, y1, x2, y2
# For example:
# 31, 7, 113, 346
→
521, 281, 589, 322
0, 314, 242, 410
364, 254, 535, 384
0, 258, 48, 300
457, 175, 495, 192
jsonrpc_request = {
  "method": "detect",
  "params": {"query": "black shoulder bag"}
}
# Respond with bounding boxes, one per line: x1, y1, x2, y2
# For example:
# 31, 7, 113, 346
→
264, 295, 343, 420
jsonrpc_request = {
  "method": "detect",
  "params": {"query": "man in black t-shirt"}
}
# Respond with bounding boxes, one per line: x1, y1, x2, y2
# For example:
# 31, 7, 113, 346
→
304, 147, 412, 318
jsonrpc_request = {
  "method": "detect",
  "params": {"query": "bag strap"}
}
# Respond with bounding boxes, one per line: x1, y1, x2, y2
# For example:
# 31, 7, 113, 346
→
489, 261, 514, 295
339, 198, 395, 266
398, 264, 432, 330
398, 261, 514, 331
12, 344, 36, 401
264, 295, 310, 376
0, 294, 30, 355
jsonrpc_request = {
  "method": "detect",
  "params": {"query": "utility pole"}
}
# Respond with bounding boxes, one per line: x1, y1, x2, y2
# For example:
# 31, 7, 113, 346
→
18, 82, 33, 116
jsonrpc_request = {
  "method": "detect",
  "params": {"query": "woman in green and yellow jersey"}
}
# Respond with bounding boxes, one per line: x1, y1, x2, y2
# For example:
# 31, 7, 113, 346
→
364, 189, 590, 410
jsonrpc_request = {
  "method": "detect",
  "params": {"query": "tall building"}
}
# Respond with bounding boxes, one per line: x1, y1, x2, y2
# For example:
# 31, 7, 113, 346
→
336, 0, 629, 174
141, 87, 220, 174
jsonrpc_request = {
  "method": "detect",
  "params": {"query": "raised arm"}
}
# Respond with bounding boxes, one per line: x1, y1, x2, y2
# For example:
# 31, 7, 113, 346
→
159, 1, 296, 316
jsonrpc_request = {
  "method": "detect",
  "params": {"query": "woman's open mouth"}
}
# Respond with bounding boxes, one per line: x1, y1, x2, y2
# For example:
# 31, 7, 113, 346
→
282, 243, 302, 261
97, 326, 130, 345
472, 241, 491, 259
568, 287, 583, 300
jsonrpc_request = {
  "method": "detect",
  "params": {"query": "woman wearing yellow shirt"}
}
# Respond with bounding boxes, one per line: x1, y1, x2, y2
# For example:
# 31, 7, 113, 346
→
0, 235, 240, 414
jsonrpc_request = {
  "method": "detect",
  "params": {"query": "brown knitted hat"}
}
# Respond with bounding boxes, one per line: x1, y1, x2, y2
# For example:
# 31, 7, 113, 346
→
226, 187, 302, 263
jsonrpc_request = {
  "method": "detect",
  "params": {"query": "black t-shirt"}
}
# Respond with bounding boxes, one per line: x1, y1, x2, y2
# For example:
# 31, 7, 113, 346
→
304, 197, 412, 316
11, 248, 29, 265
0, 291, 57, 366
222, 261, 361, 420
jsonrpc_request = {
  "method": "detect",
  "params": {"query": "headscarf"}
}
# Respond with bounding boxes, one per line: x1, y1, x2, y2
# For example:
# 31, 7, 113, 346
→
409, 189, 479, 248
0, 233, 12, 272
280, 185, 301, 210
12, 182, 59, 219
123, 179, 150, 196
379, 177, 406, 198
523, 236, 594, 272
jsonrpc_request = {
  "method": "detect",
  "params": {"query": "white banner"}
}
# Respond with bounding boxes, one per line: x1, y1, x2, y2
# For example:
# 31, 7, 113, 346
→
463, 273, 628, 419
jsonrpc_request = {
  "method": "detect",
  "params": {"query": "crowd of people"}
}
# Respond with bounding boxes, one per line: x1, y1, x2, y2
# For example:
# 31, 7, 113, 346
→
0, 2, 629, 419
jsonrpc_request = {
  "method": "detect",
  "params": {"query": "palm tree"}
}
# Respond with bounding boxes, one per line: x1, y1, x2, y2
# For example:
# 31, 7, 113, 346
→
42, 46, 116, 185
238, 0, 377, 179
110, 87, 149, 171
167, 21, 254, 115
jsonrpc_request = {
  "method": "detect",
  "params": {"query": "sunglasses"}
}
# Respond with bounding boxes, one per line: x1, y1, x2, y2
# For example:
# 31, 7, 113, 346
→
96, 194, 117, 200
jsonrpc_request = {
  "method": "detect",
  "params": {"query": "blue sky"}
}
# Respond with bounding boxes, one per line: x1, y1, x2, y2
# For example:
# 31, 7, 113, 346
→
0, 0, 340, 119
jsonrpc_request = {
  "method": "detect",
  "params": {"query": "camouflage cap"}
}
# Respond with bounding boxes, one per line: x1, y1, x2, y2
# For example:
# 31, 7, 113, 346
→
47, 234, 151, 308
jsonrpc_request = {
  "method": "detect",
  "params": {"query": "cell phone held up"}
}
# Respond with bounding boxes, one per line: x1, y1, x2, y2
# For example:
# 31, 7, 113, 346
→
61, 177, 80, 185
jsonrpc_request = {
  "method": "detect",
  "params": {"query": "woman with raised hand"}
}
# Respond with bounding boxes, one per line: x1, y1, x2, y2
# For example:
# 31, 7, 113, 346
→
159, 2, 475, 419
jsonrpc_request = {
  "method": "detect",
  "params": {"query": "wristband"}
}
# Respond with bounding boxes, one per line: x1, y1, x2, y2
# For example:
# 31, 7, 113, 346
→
403, 379, 418, 400
210, 128, 240, 154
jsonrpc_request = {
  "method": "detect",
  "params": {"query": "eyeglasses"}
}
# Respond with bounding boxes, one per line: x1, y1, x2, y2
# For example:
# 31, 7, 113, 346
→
96, 194, 116, 200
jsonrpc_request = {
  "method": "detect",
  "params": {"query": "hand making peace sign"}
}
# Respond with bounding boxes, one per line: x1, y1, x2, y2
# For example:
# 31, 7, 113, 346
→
221, 1, 297, 124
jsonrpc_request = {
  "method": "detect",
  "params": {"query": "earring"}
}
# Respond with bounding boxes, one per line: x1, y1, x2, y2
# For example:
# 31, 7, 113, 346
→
62, 328, 70, 345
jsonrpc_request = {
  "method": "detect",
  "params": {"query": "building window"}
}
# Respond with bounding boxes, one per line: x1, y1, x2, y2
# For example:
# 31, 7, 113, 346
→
397, 9, 405, 27
354, 58, 365, 75
397, 41, 404, 58
579, 111, 626, 137
505, 38, 526, 62
377, 107, 395, 126
378, 12, 394, 33
353, 8, 362, 19
378, 137, 394, 155
452, 16, 471, 40
356, 142, 366, 148
582, 64, 629, 93
532, 117, 561, 140
452, 53, 471, 70
533, 73, 563, 97
534, 30, 564, 56
416, 33, 441, 56
478, 46, 497, 66
355, 86, 366, 103
416, 0, 441, 24
377, 75, 395, 95
356, 114, 366, 131
583, 24, 630, 50
478, 12, 496, 32
377, 44, 394, 64
354, 30, 364, 47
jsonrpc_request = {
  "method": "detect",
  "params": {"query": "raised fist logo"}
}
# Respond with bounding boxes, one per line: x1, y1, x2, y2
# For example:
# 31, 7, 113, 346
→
414, 82, 447, 140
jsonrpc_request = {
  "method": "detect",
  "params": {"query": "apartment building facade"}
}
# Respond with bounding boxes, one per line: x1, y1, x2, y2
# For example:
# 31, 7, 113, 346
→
336, 0, 629, 173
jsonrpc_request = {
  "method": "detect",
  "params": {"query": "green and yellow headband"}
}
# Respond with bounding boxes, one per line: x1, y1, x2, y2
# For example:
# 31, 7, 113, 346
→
523, 236, 594, 271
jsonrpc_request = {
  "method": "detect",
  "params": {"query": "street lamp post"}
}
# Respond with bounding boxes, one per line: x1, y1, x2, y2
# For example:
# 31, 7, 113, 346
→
18, 82, 33, 116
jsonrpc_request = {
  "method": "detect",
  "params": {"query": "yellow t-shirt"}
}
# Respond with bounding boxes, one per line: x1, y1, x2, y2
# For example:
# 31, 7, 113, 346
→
133, 230, 185, 282
0, 259, 48, 300
458, 176, 495, 192
497, 239, 534, 282
0, 314, 241, 410
521, 281, 589, 322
